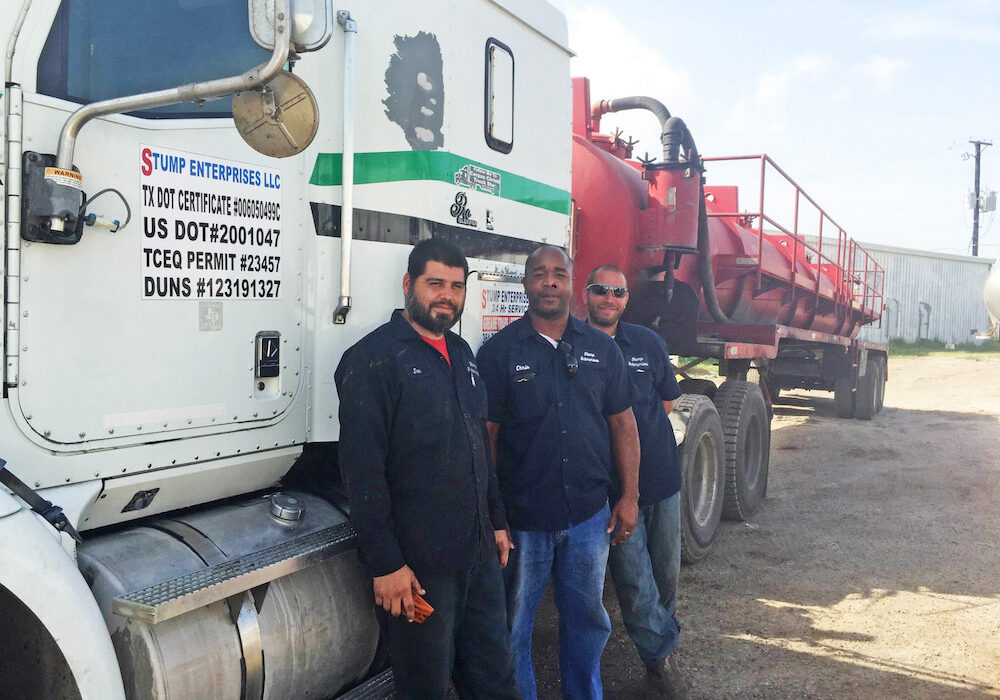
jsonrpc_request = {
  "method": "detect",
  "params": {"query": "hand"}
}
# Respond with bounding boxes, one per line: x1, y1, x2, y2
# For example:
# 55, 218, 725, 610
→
495, 528, 515, 568
373, 565, 425, 621
607, 495, 639, 545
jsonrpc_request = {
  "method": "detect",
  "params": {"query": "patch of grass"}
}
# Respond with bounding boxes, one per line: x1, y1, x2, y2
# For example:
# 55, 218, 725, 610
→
886, 337, 1000, 357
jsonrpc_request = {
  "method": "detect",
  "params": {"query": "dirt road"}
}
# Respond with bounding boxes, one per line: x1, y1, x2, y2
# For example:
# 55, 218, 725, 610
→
533, 354, 1000, 698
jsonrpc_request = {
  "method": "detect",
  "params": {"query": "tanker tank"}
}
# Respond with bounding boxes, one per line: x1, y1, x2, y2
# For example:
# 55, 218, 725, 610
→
569, 78, 883, 355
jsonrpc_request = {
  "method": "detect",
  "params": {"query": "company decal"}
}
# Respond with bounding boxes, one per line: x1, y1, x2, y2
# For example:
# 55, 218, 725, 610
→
450, 191, 477, 228
140, 145, 282, 300
454, 164, 502, 195
580, 351, 601, 365
481, 283, 528, 343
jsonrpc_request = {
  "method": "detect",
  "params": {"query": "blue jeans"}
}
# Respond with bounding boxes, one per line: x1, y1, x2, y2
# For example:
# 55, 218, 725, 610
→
607, 492, 682, 667
505, 503, 611, 700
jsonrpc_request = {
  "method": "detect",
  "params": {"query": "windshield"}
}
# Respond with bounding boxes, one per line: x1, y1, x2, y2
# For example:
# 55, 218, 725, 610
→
37, 0, 271, 118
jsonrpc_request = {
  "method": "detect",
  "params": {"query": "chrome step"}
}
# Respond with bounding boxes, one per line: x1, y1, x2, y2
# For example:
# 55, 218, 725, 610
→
113, 522, 358, 625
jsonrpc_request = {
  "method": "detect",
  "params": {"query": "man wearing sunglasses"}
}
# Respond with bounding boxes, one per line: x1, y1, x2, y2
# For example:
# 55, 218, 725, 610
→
477, 245, 640, 700
586, 264, 688, 698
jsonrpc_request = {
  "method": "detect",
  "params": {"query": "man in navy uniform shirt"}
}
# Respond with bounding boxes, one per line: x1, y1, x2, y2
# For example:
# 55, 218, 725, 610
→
585, 264, 688, 697
477, 245, 640, 700
335, 239, 519, 699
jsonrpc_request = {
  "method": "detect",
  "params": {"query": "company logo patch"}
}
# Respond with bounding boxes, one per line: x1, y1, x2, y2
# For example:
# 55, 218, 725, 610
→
580, 351, 600, 364
628, 355, 650, 370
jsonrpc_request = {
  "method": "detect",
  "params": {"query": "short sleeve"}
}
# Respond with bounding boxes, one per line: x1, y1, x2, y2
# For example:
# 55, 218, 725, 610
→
476, 337, 507, 423
602, 339, 633, 416
652, 332, 683, 402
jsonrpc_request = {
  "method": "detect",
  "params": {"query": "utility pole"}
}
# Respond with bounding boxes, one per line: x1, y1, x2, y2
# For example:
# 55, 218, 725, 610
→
970, 139, 992, 256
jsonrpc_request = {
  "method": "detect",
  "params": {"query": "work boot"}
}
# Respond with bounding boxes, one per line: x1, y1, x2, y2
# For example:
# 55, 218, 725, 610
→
645, 654, 690, 699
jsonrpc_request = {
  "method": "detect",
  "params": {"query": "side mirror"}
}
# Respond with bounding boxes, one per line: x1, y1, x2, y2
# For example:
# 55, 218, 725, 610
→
249, 0, 334, 53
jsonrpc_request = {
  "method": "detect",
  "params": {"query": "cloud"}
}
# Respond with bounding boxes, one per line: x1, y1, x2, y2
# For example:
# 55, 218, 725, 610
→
864, 3, 1000, 42
728, 53, 831, 134
564, 7, 693, 159
855, 55, 909, 90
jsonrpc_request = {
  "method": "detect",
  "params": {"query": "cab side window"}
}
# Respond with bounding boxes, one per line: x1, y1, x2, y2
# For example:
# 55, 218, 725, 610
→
37, 0, 270, 118
484, 38, 514, 153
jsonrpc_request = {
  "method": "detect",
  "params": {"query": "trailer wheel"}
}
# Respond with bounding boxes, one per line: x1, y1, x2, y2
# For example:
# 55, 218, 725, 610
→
874, 357, 887, 414
714, 381, 770, 521
855, 356, 883, 420
676, 395, 725, 564
833, 377, 856, 418
679, 378, 718, 399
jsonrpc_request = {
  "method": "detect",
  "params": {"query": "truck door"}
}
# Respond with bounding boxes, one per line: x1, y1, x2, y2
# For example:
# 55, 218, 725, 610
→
8, 0, 305, 450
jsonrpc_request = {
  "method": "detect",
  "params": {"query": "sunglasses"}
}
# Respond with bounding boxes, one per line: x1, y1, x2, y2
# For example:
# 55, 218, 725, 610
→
556, 340, 579, 378
586, 283, 628, 298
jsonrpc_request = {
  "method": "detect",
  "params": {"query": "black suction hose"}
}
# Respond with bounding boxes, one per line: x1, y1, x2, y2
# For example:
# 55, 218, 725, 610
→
592, 95, 728, 322
698, 179, 731, 323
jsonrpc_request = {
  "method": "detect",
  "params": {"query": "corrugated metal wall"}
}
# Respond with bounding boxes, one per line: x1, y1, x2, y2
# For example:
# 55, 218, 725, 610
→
803, 237, 994, 343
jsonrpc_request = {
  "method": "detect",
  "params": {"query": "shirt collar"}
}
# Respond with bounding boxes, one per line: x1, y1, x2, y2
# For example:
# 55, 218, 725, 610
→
514, 312, 586, 343
388, 309, 458, 348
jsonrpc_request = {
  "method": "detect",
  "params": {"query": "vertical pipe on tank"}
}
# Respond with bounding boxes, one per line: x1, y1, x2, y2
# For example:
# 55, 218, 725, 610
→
756, 156, 766, 290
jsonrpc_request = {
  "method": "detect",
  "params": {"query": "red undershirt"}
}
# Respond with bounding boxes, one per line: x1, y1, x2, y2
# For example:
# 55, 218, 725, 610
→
421, 334, 451, 368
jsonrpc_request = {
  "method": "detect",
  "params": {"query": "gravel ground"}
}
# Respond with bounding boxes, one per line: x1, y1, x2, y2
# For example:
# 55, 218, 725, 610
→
530, 354, 1000, 698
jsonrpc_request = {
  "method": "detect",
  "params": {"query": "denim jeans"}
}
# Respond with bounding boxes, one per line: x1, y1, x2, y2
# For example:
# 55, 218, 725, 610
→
378, 554, 520, 699
607, 492, 682, 667
505, 503, 611, 700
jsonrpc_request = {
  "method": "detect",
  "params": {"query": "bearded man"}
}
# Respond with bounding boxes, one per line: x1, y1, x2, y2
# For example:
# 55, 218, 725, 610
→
335, 239, 519, 699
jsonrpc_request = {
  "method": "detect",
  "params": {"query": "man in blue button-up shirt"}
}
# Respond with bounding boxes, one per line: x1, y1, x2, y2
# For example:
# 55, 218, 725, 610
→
477, 245, 640, 700
586, 263, 688, 697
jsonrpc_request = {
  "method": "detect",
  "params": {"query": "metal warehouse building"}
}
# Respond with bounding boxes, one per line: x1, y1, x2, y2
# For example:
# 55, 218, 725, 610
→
805, 237, 994, 344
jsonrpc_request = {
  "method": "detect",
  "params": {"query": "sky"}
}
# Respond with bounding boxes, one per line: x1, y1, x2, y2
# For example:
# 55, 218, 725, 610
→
547, 0, 1000, 261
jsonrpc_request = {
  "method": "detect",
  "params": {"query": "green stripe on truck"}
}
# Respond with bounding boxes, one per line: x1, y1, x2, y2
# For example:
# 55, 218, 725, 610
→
310, 151, 571, 215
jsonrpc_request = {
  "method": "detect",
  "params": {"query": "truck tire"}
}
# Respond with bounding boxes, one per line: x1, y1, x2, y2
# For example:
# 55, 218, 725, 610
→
834, 377, 855, 418
855, 356, 883, 420
675, 395, 725, 564
714, 381, 770, 521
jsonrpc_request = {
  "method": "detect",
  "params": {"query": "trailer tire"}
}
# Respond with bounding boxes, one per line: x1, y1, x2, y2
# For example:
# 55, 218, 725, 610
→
834, 377, 856, 418
676, 395, 726, 564
874, 356, 887, 414
679, 378, 718, 399
714, 381, 770, 521
855, 356, 883, 420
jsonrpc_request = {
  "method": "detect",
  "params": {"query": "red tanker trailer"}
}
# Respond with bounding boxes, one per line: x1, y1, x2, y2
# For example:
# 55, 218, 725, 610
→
570, 78, 887, 561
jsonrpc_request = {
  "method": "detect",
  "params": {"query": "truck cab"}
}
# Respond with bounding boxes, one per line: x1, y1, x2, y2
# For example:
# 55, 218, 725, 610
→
0, 1, 572, 697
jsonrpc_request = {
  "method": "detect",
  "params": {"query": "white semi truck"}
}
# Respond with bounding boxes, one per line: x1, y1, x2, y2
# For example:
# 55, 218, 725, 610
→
0, 1, 573, 697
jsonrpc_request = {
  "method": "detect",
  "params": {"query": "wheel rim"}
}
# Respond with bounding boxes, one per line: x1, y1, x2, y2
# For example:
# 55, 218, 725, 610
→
692, 431, 720, 528
743, 414, 763, 491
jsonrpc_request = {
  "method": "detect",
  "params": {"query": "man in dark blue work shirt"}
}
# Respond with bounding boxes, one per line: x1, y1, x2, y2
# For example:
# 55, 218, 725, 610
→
335, 239, 519, 699
477, 245, 641, 700
586, 264, 688, 698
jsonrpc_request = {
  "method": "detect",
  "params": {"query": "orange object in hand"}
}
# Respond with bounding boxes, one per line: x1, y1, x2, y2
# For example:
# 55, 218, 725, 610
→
412, 593, 434, 623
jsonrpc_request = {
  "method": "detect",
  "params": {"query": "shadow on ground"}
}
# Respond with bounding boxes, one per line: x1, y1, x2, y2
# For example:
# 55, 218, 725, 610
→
530, 387, 1000, 698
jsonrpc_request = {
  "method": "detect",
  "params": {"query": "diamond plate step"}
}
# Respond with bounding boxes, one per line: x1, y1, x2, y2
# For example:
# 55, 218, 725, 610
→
335, 669, 460, 700
113, 522, 358, 625
337, 669, 395, 700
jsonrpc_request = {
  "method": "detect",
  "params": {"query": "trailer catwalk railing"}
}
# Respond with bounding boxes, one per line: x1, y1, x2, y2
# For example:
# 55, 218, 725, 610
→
702, 154, 884, 324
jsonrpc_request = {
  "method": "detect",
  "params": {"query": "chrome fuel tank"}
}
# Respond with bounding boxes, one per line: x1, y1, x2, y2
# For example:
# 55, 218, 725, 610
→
77, 491, 378, 699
